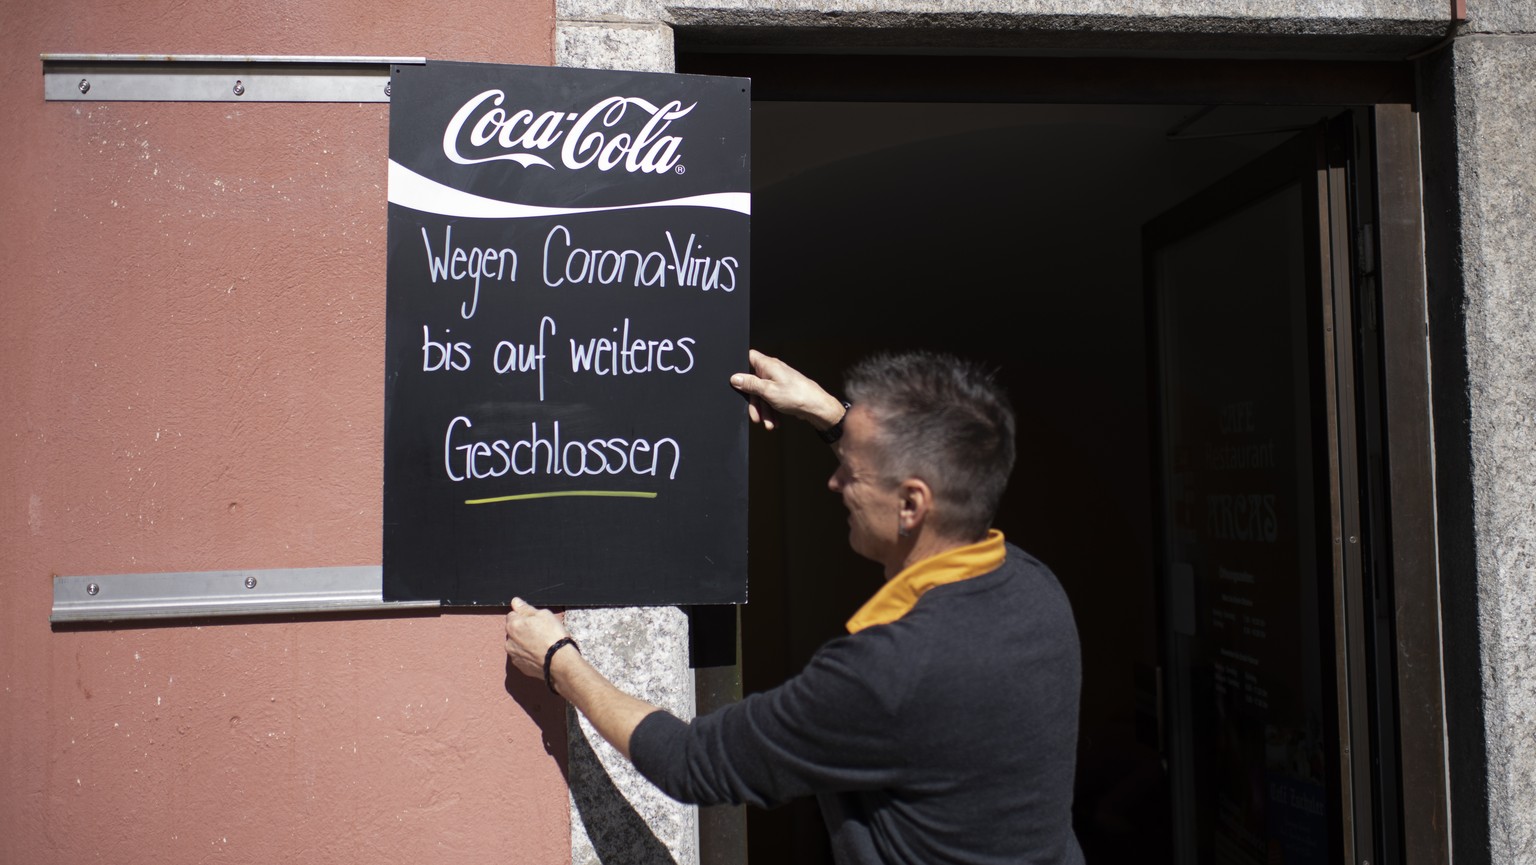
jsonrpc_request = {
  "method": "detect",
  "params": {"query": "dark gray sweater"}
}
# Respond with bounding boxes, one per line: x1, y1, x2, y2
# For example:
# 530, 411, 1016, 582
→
630, 544, 1084, 865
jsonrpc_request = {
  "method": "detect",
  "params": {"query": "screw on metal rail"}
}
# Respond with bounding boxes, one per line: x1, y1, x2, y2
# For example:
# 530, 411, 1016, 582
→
78, 79, 90, 94
233, 79, 245, 97
385, 81, 392, 98
244, 576, 258, 590
86, 583, 99, 596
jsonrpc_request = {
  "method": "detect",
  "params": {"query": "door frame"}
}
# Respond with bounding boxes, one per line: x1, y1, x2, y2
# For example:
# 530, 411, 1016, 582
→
677, 51, 1448, 865
1363, 102, 1448, 865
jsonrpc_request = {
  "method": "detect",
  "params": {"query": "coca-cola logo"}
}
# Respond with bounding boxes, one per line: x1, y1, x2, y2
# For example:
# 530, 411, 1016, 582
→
442, 89, 696, 175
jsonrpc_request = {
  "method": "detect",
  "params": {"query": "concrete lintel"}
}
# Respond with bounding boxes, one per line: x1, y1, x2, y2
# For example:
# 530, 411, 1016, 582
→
557, 20, 676, 73
558, 1, 1453, 60
1463, 0, 1536, 34
559, 0, 1452, 36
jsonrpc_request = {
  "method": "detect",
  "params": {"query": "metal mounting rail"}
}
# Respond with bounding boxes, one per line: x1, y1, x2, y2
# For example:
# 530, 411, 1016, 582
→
42, 54, 424, 102
51, 565, 438, 623
41, 54, 436, 623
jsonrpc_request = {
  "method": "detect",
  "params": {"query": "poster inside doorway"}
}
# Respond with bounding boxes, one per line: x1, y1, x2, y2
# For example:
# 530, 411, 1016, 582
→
1151, 174, 1331, 865
383, 60, 751, 606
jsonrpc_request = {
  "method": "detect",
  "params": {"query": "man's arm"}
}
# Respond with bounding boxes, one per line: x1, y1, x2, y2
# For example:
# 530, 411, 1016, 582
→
504, 598, 657, 760
505, 351, 841, 758
729, 349, 847, 433
508, 596, 911, 808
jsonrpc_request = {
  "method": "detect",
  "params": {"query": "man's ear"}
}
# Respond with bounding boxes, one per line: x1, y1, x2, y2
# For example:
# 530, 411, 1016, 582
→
898, 478, 934, 534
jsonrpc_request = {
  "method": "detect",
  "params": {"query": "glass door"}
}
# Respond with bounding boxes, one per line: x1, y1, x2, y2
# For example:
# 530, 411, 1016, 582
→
1145, 122, 1372, 865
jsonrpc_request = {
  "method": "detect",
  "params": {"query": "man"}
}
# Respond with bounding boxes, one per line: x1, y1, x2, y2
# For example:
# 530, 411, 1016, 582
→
505, 349, 1084, 864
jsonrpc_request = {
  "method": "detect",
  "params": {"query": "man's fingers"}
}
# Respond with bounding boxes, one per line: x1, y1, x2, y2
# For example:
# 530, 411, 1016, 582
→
744, 395, 781, 431
730, 372, 765, 397
507, 598, 545, 642
757, 398, 778, 431
748, 348, 780, 376
736, 350, 823, 431
505, 597, 566, 681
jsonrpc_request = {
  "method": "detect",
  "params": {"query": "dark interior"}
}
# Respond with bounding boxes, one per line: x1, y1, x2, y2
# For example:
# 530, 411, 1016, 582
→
699, 88, 1347, 863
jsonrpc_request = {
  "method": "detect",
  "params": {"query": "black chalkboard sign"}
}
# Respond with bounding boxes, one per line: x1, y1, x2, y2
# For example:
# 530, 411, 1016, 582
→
383, 61, 750, 606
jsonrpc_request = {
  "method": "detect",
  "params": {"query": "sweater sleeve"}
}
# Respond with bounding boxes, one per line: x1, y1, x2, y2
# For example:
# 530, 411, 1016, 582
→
629, 627, 914, 808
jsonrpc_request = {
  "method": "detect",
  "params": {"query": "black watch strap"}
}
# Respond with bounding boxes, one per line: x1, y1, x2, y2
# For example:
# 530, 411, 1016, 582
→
544, 636, 580, 695
817, 401, 851, 444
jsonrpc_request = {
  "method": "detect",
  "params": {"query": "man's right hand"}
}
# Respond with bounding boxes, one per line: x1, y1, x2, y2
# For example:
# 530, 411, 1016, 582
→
505, 597, 572, 682
729, 349, 848, 433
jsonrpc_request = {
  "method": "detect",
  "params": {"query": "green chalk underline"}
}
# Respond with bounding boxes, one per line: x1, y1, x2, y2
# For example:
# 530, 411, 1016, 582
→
464, 490, 659, 505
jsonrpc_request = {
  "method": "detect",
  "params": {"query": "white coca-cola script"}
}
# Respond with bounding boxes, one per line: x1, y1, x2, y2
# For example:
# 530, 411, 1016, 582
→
442, 90, 696, 174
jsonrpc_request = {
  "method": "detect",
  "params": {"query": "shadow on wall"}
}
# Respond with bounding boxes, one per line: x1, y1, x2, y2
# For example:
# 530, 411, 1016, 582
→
503, 651, 571, 772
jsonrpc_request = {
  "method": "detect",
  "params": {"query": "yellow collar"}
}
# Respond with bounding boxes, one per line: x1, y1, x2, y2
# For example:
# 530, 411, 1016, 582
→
845, 530, 1006, 634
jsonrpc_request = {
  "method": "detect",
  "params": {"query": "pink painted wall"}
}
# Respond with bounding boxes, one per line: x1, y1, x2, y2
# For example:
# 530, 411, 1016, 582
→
0, 2, 571, 863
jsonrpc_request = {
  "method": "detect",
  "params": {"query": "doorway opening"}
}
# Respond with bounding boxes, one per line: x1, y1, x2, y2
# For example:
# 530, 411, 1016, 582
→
680, 52, 1426, 865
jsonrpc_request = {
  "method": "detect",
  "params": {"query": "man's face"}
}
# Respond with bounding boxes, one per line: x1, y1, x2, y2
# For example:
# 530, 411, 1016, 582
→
828, 405, 903, 572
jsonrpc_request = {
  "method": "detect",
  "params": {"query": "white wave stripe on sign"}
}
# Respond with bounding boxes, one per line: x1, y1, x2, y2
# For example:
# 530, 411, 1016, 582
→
387, 160, 750, 218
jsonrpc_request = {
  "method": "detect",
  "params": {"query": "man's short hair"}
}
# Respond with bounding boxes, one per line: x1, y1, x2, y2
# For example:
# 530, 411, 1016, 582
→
844, 351, 1016, 540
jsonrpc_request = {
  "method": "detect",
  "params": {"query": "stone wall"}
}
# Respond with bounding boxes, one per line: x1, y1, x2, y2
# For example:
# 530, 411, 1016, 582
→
1445, 1, 1536, 859
551, 2, 1536, 864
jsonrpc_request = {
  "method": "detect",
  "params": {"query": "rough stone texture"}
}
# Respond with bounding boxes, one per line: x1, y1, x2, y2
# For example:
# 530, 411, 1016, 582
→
559, 0, 668, 23
1451, 33, 1536, 864
557, 20, 676, 73
549, 6, 1536, 865
559, 0, 1451, 55
564, 607, 696, 865
1465, 0, 1536, 36
561, 0, 1448, 25
552, 25, 695, 865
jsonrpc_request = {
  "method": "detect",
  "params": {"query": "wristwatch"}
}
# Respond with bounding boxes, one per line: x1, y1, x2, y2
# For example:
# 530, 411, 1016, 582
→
817, 400, 851, 444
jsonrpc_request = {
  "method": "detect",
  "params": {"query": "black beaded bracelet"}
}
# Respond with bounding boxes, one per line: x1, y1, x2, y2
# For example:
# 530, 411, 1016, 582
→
817, 401, 851, 444
543, 636, 581, 695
